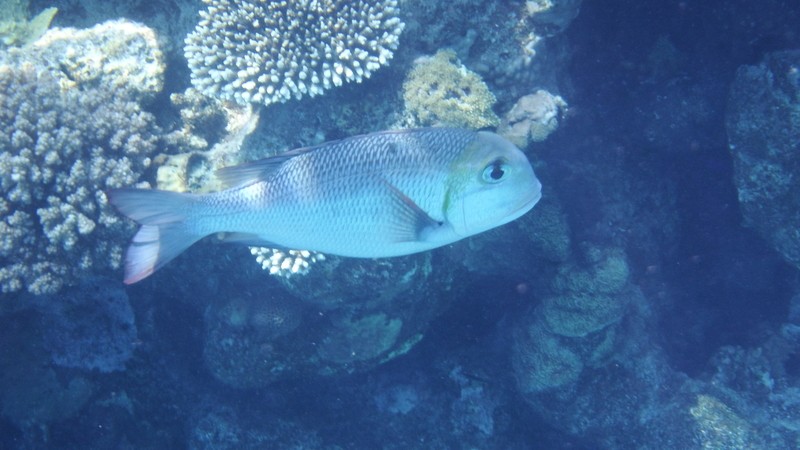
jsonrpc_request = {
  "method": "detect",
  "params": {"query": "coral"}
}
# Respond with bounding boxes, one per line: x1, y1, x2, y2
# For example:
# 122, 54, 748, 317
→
511, 320, 583, 393
726, 50, 800, 270
157, 95, 259, 194
0, 312, 93, 432
37, 277, 137, 372
0, 0, 57, 47
317, 313, 403, 364
402, 49, 499, 129
249, 247, 325, 277
189, 403, 324, 449
552, 246, 630, 294
29, 20, 164, 100
374, 384, 420, 415
201, 252, 459, 388
400, 0, 578, 105
543, 247, 632, 338
690, 395, 765, 450
522, 196, 572, 263
511, 246, 634, 394
165, 88, 229, 153
541, 292, 630, 338
498, 90, 568, 148
449, 366, 497, 438
184, 0, 404, 106
524, 0, 583, 33
203, 291, 304, 388
0, 20, 165, 294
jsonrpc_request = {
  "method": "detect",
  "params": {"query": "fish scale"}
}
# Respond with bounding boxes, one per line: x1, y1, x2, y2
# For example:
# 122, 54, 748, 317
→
108, 128, 541, 284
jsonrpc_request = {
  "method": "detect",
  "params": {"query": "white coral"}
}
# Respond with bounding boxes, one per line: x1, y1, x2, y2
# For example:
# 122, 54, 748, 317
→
185, 0, 404, 106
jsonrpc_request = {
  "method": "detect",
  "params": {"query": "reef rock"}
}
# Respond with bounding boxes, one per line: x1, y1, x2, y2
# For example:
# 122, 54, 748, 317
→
726, 50, 800, 269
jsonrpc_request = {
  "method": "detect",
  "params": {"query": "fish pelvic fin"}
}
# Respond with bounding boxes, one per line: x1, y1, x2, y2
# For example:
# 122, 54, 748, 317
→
107, 188, 204, 284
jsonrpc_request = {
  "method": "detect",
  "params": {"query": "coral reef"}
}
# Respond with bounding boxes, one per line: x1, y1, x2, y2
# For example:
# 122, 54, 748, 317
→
0, 20, 165, 294
726, 50, 800, 270
690, 395, 765, 449
400, 0, 578, 106
189, 403, 326, 449
184, 0, 405, 106
0, 0, 56, 47
512, 320, 583, 393
38, 277, 138, 372
402, 49, 499, 129
249, 247, 325, 277
317, 312, 403, 364
203, 290, 304, 388
0, 310, 93, 434
498, 90, 568, 147
511, 246, 634, 393
156, 90, 259, 194
201, 253, 463, 388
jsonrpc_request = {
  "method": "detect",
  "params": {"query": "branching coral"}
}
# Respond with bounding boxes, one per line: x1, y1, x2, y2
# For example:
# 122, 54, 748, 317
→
0, 20, 165, 294
184, 0, 404, 106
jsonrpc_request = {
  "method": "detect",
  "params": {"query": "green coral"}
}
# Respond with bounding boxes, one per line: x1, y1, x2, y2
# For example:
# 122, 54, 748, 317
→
552, 246, 630, 294
402, 49, 500, 129
511, 321, 583, 393
541, 292, 631, 338
543, 247, 632, 337
519, 196, 571, 263
511, 246, 635, 396
0, 0, 57, 47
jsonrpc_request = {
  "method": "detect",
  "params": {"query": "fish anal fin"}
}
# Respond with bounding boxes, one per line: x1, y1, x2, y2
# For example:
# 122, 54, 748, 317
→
217, 232, 282, 248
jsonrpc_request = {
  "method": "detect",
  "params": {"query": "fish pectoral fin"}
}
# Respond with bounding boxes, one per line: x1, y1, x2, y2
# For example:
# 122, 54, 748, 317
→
382, 179, 443, 243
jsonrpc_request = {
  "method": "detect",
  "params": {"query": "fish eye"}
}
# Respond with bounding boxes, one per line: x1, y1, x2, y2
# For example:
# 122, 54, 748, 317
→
482, 159, 508, 183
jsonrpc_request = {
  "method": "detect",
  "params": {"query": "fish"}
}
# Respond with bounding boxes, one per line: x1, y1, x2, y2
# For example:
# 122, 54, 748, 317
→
107, 128, 542, 284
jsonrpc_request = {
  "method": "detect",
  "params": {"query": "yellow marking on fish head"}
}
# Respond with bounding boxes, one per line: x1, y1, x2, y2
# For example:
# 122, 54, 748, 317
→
444, 131, 542, 237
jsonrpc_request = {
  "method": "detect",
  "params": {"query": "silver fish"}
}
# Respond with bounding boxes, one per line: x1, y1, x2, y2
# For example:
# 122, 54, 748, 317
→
108, 128, 542, 284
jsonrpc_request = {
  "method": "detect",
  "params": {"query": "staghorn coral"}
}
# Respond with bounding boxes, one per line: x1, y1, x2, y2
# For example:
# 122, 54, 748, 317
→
0, 20, 165, 294
402, 49, 499, 129
184, 0, 404, 106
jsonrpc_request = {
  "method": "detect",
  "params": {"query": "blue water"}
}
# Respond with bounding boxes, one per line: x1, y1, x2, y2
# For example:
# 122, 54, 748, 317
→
2, 0, 800, 448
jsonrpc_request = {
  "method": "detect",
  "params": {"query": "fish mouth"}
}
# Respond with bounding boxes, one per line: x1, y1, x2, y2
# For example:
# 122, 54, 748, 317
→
511, 189, 542, 216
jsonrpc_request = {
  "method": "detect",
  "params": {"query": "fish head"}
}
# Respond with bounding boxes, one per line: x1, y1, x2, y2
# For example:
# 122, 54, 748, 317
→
445, 131, 542, 237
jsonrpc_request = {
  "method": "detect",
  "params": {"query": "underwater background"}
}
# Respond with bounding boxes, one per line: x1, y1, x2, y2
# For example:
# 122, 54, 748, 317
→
1, 0, 800, 448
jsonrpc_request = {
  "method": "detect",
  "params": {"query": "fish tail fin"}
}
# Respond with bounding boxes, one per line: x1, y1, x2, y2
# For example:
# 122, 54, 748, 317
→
107, 188, 205, 284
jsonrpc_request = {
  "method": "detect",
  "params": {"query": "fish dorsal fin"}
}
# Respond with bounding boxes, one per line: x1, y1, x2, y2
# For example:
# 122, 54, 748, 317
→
215, 146, 317, 188
382, 180, 443, 243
